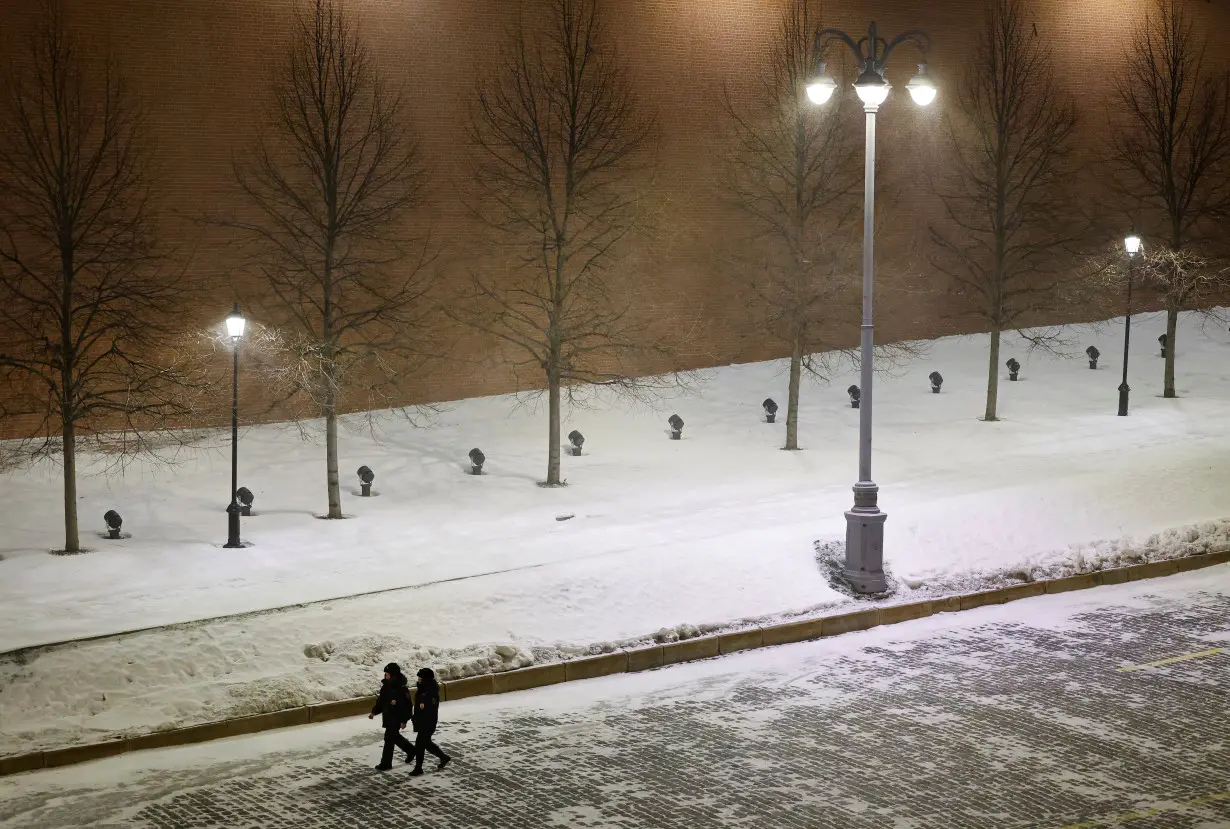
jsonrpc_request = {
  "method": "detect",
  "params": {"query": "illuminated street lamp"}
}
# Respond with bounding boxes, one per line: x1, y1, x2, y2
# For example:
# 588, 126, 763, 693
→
805, 63, 837, 105
905, 64, 937, 106
1119, 234, 1142, 416
807, 22, 933, 595
224, 304, 246, 549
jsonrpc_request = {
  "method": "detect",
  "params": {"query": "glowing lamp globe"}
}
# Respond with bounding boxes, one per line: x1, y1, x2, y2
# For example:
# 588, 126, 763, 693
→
225, 305, 246, 342
906, 64, 937, 106
805, 66, 838, 105
854, 67, 890, 107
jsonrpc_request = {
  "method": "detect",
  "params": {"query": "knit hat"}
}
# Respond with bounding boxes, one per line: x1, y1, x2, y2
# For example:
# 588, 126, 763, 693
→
384, 663, 402, 676
416, 667, 435, 681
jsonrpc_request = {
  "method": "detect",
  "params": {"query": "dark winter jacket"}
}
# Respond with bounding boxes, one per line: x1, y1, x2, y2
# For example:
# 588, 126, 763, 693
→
371, 677, 412, 728
412, 679, 440, 733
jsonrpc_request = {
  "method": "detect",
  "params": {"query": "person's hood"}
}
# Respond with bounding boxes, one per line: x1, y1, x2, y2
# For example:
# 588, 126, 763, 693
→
416, 667, 439, 691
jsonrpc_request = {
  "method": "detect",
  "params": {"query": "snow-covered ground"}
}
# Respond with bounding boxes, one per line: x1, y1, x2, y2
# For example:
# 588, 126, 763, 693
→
2, 564, 1227, 829
1, 309, 1228, 755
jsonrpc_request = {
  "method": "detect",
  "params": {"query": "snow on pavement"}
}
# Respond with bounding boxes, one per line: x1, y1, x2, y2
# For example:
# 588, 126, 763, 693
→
0, 309, 1228, 755
2, 566, 1229, 828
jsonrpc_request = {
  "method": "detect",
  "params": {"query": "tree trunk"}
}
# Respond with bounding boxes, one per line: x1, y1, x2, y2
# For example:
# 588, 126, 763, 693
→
784, 334, 803, 450
1163, 304, 1178, 398
325, 384, 342, 518
61, 414, 79, 553
984, 327, 1001, 422
546, 370, 562, 486
59, 237, 79, 552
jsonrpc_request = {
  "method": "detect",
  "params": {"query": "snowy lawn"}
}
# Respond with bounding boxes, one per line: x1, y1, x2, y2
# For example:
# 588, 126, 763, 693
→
1, 309, 1228, 754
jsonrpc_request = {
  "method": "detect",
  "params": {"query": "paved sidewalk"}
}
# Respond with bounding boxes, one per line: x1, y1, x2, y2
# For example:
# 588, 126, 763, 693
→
4, 570, 1230, 828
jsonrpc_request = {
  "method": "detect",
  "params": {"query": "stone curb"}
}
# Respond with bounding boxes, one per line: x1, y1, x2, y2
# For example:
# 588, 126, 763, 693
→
4, 548, 1228, 777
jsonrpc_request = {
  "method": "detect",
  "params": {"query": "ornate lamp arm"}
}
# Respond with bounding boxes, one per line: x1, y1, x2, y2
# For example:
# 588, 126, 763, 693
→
813, 27, 864, 69
812, 23, 930, 75
877, 29, 931, 70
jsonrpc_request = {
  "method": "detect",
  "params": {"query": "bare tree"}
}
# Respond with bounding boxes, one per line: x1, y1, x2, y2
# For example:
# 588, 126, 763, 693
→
1096, 244, 1228, 333
719, 0, 861, 450
459, 0, 656, 486
1141, 248, 1230, 328
0, 2, 204, 553
226, 0, 434, 519
1113, 0, 1230, 398
928, 0, 1087, 422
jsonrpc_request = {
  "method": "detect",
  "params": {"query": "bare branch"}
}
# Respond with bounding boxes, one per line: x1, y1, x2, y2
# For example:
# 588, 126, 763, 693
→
927, 0, 1091, 421
714, 1, 931, 448
222, 0, 438, 517
453, 0, 680, 486
1111, 0, 1230, 397
0, 0, 211, 552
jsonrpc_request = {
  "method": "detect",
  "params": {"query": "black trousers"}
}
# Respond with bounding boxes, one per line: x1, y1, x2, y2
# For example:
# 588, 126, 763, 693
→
412, 727, 447, 769
380, 726, 414, 766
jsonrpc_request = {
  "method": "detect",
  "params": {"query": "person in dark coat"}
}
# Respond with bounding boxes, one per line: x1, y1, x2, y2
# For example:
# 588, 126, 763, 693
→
409, 667, 451, 776
368, 662, 414, 771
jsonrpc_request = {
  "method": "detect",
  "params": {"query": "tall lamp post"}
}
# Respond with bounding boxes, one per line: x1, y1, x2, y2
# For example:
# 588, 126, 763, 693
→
224, 304, 247, 549
806, 23, 934, 594
1118, 234, 1142, 417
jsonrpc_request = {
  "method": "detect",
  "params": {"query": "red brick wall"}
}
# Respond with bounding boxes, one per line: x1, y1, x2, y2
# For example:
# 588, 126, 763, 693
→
0, 0, 1226, 436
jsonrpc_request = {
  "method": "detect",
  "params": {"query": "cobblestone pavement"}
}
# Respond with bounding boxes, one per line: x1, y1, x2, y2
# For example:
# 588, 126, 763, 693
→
3, 575, 1230, 829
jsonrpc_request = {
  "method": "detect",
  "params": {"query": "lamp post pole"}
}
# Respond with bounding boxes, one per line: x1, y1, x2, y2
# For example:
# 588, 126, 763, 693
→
1118, 236, 1140, 417
224, 304, 246, 549
807, 23, 933, 594
848, 92, 885, 591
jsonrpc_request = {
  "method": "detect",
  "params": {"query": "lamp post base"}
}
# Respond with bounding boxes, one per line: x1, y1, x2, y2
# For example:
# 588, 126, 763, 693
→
224, 505, 243, 548
844, 489, 888, 594
1117, 382, 1130, 417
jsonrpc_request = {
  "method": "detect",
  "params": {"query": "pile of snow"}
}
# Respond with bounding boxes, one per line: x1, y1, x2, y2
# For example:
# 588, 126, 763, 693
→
897, 518, 1230, 595
1, 309, 1229, 755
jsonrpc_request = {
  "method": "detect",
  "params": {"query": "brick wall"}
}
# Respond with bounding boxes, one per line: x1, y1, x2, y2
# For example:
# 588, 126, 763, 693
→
0, 0, 1225, 438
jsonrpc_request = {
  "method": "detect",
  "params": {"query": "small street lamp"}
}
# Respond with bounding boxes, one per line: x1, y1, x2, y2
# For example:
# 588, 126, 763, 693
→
1119, 234, 1142, 416
224, 304, 246, 548
807, 22, 933, 595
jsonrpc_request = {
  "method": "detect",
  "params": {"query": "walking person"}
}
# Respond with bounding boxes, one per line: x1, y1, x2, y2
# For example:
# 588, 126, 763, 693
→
369, 663, 414, 771
410, 667, 451, 776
